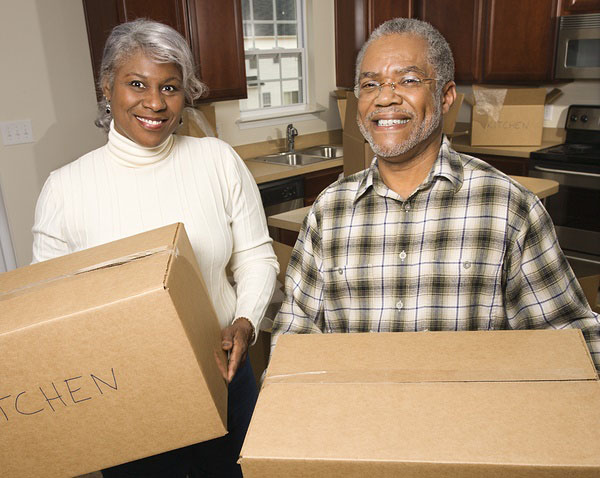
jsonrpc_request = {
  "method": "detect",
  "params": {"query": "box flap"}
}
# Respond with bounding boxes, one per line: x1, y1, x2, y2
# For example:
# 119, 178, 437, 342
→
442, 92, 464, 135
267, 330, 597, 383
343, 92, 363, 140
0, 224, 183, 335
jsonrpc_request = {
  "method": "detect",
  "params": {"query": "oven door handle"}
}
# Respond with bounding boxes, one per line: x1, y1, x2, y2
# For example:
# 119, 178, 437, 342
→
533, 165, 600, 179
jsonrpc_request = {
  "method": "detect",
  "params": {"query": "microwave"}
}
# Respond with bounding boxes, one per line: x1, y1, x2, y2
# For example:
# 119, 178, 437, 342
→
555, 13, 600, 80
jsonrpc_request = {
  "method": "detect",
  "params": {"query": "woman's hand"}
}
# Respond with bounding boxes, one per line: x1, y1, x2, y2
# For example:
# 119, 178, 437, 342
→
221, 317, 254, 383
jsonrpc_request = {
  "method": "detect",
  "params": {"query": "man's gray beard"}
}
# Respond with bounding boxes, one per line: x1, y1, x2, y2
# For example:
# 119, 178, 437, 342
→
357, 100, 442, 158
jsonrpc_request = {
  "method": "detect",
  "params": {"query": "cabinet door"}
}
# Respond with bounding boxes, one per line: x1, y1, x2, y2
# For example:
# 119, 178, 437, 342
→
367, 0, 414, 32
82, 0, 120, 93
188, 0, 247, 101
335, 0, 368, 88
303, 166, 343, 206
418, 0, 485, 82
117, 0, 189, 35
82, 0, 246, 101
483, 0, 558, 82
478, 154, 529, 176
335, 0, 414, 88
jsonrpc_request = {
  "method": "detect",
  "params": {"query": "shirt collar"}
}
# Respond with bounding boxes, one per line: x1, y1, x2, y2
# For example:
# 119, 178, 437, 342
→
353, 136, 464, 203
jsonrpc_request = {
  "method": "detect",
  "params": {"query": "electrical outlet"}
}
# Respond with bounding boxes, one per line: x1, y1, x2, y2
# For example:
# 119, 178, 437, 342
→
1, 120, 34, 146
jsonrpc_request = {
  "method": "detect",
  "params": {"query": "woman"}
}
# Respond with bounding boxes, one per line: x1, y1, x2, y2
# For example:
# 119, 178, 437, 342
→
32, 19, 278, 477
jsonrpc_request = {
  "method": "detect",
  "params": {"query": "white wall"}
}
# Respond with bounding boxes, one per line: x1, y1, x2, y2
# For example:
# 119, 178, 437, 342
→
0, 0, 105, 267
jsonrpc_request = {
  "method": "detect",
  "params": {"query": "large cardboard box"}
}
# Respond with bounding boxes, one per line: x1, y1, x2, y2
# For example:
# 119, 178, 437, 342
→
342, 91, 464, 176
240, 330, 600, 477
0, 223, 227, 477
471, 86, 561, 146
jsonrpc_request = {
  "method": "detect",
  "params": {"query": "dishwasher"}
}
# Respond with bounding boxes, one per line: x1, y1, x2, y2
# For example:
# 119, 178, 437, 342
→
258, 176, 304, 242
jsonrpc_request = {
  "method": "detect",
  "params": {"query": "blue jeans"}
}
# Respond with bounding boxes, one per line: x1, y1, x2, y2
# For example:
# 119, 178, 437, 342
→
102, 358, 258, 478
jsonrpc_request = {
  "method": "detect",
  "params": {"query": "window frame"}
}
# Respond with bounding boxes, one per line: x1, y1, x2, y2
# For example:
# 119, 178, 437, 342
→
240, 0, 309, 119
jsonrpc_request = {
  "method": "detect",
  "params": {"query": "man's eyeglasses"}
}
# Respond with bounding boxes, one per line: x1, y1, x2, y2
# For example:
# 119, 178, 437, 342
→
354, 76, 439, 99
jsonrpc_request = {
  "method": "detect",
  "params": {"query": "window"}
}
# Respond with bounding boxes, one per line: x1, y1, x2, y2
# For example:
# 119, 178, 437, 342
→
240, 0, 306, 112
262, 92, 272, 107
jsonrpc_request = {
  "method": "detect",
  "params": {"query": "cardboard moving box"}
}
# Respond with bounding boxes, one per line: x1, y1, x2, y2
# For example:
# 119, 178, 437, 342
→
240, 330, 600, 477
0, 223, 227, 478
471, 86, 561, 146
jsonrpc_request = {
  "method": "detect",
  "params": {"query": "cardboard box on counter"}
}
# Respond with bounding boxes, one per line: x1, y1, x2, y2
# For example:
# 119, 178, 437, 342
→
470, 86, 561, 146
240, 330, 600, 477
0, 223, 227, 478
342, 90, 464, 176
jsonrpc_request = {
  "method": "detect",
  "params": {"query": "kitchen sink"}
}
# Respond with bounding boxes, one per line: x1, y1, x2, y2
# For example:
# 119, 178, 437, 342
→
253, 152, 329, 166
251, 145, 344, 166
298, 145, 343, 158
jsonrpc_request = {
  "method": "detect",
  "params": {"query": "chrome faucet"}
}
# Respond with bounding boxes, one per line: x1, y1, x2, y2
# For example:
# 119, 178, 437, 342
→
286, 123, 298, 152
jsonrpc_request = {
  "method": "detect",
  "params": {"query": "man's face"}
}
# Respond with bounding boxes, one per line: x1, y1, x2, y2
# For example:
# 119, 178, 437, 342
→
356, 33, 444, 162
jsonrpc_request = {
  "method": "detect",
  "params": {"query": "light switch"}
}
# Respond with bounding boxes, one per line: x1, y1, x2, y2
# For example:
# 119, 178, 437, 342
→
1, 120, 34, 145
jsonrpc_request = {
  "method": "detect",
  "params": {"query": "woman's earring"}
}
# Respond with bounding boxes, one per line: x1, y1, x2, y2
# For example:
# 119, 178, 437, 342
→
105, 98, 111, 115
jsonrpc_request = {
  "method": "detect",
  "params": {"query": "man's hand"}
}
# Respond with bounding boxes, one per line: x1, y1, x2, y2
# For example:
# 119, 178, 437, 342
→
221, 317, 254, 383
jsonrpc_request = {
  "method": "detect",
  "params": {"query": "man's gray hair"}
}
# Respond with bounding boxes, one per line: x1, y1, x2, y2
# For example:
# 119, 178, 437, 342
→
355, 18, 455, 97
95, 18, 207, 131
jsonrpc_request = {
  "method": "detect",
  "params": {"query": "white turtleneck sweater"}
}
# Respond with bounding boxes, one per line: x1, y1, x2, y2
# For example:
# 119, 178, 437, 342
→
32, 124, 278, 333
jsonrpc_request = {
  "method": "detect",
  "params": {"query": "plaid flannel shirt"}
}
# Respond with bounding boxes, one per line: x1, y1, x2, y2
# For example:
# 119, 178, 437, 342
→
272, 137, 600, 370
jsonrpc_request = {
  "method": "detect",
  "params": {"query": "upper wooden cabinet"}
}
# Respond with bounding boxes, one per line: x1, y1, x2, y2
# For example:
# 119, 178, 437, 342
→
418, 0, 484, 83
335, 0, 560, 86
481, 0, 558, 82
334, 0, 414, 88
82, 0, 247, 102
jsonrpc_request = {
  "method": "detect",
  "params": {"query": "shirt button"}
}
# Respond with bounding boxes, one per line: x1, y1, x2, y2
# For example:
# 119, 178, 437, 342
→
396, 300, 403, 310
404, 203, 411, 211
338, 268, 344, 275
399, 250, 407, 261
463, 261, 471, 269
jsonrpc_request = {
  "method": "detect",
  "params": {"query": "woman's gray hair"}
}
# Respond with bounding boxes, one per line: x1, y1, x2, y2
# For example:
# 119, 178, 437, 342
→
95, 19, 207, 131
355, 18, 454, 98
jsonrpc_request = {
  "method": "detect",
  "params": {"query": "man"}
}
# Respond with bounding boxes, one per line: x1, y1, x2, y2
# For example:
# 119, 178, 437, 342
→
271, 18, 600, 370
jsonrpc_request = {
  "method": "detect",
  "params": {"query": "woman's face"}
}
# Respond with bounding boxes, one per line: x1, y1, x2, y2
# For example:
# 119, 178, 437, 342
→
103, 51, 185, 148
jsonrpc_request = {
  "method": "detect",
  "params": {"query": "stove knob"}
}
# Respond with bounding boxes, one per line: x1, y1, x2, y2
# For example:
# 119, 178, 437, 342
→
570, 115, 578, 122
580, 114, 588, 123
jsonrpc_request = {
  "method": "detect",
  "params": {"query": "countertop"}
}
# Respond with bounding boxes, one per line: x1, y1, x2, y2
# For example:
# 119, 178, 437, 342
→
267, 175, 559, 233
245, 157, 343, 185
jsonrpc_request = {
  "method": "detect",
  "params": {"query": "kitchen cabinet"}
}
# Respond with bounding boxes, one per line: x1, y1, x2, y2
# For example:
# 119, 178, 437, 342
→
480, 0, 558, 82
334, 0, 414, 88
304, 166, 344, 206
335, 0, 559, 86
82, 0, 247, 102
419, 0, 559, 83
478, 154, 529, 176
560, 0, 600, 14
417, 0, 484, 83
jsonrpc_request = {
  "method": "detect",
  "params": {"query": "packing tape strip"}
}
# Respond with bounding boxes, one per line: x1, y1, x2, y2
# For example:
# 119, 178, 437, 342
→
0, 245, 177, 300
264, 367, 596, 385
473, 87, 508, 123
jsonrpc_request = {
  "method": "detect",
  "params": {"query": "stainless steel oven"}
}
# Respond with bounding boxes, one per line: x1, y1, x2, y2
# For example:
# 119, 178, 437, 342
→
555, 13, 600, 80
530, 105, 600, 277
